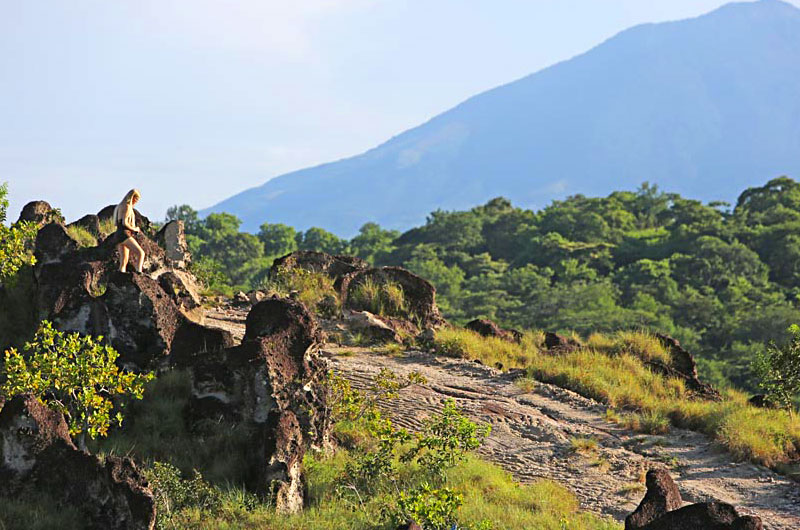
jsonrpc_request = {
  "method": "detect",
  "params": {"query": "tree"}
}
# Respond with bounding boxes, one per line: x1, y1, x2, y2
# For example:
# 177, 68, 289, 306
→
0, 182, 37, 282
165, 204, 200, 233
0, 321, 154, 447
258, 223, 297, 257
752, 325, 800, 415
349, 222, 398, 264
296, 227, 348, 254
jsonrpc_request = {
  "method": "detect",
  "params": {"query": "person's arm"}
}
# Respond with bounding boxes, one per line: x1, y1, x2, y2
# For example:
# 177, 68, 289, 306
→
124, 205, 140, 232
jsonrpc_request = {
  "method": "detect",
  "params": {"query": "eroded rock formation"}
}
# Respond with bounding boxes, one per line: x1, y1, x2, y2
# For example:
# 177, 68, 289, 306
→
653, 333, 721, 401
186, 297, 330, 513
31, 214, 232, 370
0, 395, 156, 530
626, 469, 763, 530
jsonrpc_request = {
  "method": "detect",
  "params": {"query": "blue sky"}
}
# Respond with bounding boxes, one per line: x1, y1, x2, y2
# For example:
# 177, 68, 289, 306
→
3, 0, 797, 223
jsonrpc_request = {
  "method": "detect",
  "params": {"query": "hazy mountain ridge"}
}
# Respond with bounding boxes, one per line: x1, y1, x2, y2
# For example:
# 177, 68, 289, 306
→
205, 0, 800, 235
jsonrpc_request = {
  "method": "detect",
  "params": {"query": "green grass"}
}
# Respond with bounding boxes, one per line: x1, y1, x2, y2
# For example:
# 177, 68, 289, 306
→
433, 328, 800, 469
0, 492, 84, 530
81, 366, 623, 529
65, 224, 98, 248
98, 217, 116, 238
349, 278, 408, 319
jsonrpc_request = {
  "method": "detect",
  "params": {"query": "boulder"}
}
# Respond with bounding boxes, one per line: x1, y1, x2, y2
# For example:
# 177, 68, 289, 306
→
625, 469, 683, 530
653, 334, 721, 401
155, 220, 191, 265
344, 310, 402, 343
34, 223, 79, 265
0, 395, 156, 530
340, 266, 446, 329
626, 468, 762, 530
544, 331, 581, 352
270, 250, 370, 289
68, 214, 102, 237
186, 298, 330, 513
748, 394, 778, 409
17, 200, 59, 227
638, 502, 762, 530
465, 318, 521, 343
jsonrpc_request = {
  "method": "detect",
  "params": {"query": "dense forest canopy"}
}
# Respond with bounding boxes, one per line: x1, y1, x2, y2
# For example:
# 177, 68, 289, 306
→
170, 177, 800, 391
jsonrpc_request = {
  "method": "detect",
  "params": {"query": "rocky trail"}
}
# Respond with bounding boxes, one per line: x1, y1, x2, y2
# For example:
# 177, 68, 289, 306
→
207, 307, 800, 529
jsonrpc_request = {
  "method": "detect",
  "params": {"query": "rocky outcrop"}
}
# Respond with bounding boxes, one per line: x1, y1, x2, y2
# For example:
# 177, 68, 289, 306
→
465, 318, 522, 343
186, 297, 330, 513
653, 333, 721, 401
626, 469, 762, 530
544, 331, 581, 353
17, 200, 59, 227
270, 250, 369, 289
344, 310, 403, 343
749, 394, 778, 409
340, 266, 446, 329
155, 220, 191, 266
0, 395, 156, 530
68, 214, 102, 237
30, 210, 231, 370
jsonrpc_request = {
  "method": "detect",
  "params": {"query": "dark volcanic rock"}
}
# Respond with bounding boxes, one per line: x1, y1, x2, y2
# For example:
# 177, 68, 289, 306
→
625, 469, 683, 530
544, 331, 581, 352
340, 266, 446, 329
465, 318, 521, 343
626, 469, 762, 530
748, 394, 778, 409
17, 200, 58, 227
0, 395, 156, 530
187, 297, 330, 513
271, 250, 369, 289
31, 219, 231, 370
653, 333, 721, 401
68, 214, 102, 237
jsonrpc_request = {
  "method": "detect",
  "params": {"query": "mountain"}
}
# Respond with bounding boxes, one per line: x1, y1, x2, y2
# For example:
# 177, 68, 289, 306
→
204, 0, 800, 236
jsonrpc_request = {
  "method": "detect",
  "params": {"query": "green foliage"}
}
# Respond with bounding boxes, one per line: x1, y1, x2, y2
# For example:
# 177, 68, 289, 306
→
296, 226, 349, 254
144, 461, 228, 529
0, 321, 154, 443
0, 182, 37, 282
258, 222, 298, 256
387, 483, 463, 530
753, 325, 800, 414
350, 222, 399, 264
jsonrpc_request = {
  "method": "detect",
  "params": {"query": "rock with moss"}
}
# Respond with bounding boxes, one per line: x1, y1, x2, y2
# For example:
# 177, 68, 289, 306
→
270, 250, 369, 290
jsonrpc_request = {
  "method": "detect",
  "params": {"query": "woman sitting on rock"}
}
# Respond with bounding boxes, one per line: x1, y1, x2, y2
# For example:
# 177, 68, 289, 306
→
112, 189, 146, 274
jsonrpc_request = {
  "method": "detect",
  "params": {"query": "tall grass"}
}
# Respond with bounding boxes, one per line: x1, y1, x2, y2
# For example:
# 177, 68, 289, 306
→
348, 278, 408, 319
264, 267, 339, 315
434, 328, 800, 468
65, 224, 97, 248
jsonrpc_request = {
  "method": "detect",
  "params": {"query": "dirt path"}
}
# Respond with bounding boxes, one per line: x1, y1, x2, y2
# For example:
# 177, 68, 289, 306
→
206, 308, 800, 529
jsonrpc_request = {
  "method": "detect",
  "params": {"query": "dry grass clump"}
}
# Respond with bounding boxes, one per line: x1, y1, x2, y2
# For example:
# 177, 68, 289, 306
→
434, 328, 800, 470
569, 436, 599, 454
98, 217, 116, 238
266, 267, 339, 314
432, 327, 541, 370
348, 278, 408, 319
65, 225, 98, 248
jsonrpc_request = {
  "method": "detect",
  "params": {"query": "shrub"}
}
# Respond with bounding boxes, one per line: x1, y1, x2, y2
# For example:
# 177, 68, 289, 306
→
0, 183, 37, 282
143, 461, 225, 529
753, 325, 800, 415
386, 483, 463, 530
0, 321, 154, 447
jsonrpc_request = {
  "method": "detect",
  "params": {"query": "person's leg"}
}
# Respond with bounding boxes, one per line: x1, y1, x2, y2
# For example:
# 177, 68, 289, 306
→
118, 244, 130, 272
128, 238, 146, 273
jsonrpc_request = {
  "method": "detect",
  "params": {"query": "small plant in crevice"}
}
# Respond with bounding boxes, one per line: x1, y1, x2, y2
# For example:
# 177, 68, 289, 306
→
349, 278, 408, 319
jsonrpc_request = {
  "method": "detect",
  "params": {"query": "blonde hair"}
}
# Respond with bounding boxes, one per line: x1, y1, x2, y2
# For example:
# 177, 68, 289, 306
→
113, 189, 141, 226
